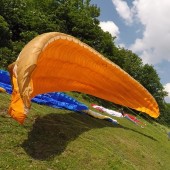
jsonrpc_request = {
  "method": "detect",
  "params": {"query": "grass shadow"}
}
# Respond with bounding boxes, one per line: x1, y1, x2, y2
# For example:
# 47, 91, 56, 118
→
118, 125, 158, 141
22, 111, 115, 160
22, 111, 157, 160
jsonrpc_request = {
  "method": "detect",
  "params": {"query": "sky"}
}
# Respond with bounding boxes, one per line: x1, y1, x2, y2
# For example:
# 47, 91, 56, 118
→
90, 0, 170, 103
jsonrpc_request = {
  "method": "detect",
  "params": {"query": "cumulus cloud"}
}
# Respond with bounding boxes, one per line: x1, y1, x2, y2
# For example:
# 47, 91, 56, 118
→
99, 21, 120, 38
112, 0, 133, 25
111, 0, 170, 65
130, 0, 170, 64
164, 83, 170, 103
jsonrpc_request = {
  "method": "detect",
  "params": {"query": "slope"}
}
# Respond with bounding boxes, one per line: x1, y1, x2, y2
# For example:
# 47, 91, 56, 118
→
0, 92, 170, 170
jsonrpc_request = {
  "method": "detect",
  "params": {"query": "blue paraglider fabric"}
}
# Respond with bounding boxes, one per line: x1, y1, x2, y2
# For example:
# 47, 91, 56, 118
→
0, 70, 88, 111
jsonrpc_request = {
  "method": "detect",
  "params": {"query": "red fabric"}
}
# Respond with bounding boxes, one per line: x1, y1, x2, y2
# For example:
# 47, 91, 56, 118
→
124, 114, 144, 125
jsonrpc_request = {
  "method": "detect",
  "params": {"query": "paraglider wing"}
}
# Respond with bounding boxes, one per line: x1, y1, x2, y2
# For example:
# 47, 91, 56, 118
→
91, 104, 123, 117
0, 87, 6, 93
8, 32, 159, 124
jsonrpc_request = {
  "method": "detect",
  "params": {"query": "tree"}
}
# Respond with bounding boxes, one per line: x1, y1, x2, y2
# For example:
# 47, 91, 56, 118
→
0, 0, 28, 41
111, 48, 143, 80
50, 0, 115, 57
0, 47, 12, 68
0, 15, 11, 47
140, 64, 167, 105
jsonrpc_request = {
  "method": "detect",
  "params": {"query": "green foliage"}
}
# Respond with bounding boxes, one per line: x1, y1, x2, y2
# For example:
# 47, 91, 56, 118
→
19, 9, 57, 34
139, 64, 167, 110
158, 103, 170, 126
20, 31, 38, 43
0, 15, 11, 47
50, 0, 114, 56
0, 47, 12, 68
111, 48, 143, 79
0, 0, 27, 40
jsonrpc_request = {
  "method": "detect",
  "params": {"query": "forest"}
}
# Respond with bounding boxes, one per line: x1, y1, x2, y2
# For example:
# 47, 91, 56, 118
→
0, 0, 169, 126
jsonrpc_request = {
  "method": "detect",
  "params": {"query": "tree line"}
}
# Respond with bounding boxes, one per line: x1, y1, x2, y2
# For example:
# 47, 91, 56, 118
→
0, 0, 169, 126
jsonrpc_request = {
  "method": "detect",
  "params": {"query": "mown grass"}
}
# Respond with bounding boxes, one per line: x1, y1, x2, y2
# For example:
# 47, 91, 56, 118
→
0, 92, 170, 170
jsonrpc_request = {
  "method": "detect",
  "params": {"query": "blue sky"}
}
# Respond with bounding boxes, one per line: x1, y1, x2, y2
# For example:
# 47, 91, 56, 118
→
91, 0, 170, 102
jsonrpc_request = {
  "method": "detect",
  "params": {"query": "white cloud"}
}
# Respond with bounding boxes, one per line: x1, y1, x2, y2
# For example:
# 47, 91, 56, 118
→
111, 0, 170, 65
130, 0, 170, 64
164, 83, 170, 103
112, 0, 133, 24
117, 43, 126, 48
99, 21, 120, 38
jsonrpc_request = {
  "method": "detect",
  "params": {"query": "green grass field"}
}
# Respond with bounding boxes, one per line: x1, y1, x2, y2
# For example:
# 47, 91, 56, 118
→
0, 92, 170, 170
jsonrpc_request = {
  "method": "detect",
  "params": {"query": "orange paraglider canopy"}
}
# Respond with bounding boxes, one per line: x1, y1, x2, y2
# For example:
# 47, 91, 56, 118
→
8, 32, 159, 124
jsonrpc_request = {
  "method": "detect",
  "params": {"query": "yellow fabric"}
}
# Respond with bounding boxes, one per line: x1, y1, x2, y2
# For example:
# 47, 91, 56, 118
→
8, 32, 159, 124
83, 110, 112, 120
8, 73, 26, 124
0, 87, 6, 93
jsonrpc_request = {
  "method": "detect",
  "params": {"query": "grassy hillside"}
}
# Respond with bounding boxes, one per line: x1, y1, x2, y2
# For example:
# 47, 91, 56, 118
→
0, 92, 170, 170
